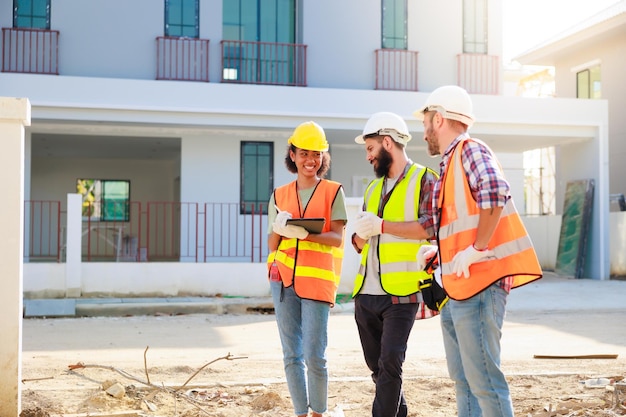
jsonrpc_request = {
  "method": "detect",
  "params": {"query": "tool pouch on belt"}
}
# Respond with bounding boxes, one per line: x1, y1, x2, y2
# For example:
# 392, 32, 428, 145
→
418, 275, 448, 311
418, 256, 448, 311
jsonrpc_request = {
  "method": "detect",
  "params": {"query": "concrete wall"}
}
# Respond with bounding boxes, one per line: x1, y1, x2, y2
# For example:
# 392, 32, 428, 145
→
0, 97, 30, 417
609, 211, 626, 276
553, 31, 626, 196
31, 156, 178, 209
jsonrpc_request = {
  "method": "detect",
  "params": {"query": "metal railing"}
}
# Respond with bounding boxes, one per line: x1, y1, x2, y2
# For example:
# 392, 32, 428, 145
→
220, 40, 307, 86
375, 48, 419, 91
24, 200, 62, 262
456, 53, 500, 95
2, 27, 59, 74
24, 200, 269, 263
156, 36, 210, 82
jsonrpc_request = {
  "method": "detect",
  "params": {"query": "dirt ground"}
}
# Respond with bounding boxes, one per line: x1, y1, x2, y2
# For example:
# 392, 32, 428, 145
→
19, 307, 626, 417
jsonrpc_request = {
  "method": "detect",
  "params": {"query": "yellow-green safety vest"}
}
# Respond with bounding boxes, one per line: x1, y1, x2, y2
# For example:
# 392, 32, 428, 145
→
353, 164, 436, 297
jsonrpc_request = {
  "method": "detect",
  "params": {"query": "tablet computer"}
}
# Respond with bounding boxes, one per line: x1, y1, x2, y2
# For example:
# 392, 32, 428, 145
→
286, 217, 326, 234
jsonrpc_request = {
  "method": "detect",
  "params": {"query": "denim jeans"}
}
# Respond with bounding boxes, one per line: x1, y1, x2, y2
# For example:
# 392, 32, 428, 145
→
439, 284, 513, 417
355, 294, 419, 417
271, 281, 329, 416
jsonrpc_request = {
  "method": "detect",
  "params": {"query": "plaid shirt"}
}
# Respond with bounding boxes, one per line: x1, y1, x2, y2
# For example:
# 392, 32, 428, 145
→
416, 168, 437, 238
433, 133, 513, 293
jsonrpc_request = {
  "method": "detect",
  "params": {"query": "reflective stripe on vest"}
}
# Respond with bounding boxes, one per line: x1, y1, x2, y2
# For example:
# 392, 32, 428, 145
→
352, 164, 435, 297
437, 138, 542, 300
267, 179, 344, 305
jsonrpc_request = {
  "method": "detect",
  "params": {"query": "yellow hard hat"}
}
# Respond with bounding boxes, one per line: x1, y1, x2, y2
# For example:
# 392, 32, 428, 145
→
288, 121, 329, 152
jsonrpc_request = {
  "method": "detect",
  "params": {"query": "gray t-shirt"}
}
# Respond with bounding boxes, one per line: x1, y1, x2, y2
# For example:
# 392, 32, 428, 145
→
361, 176, 397, 295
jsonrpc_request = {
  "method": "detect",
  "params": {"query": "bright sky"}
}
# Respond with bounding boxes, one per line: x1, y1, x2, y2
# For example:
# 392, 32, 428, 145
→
502, 0, 622, 63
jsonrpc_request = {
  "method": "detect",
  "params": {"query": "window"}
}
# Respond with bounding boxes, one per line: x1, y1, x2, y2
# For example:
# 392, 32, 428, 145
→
13, 0, 50, 29
222, 0, 297, 83
165, 0, 199, 38
463, 0, 488, 53
223, 0, 295, 43
382, 0, 407, 49
577, 66, 601, 99
240, 142, 273, 215
77, 179, 130, 222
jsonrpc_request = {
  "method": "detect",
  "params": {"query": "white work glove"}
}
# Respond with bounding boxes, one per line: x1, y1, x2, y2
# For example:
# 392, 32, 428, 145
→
450, 245, 495, 279
279, 224, 309, 240
274, 210, 292, 228
272, 209, 293, 236
417, 244, 438, 271
354, 211, 383, 240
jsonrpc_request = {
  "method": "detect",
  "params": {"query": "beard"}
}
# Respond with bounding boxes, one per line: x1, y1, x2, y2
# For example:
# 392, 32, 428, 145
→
425, 127, 441, 157
373, 146, 394, 178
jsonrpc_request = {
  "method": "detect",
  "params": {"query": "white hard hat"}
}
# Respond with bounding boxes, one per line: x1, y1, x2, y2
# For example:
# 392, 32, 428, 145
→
414, 85, 475, 128
355, 112, 412, 146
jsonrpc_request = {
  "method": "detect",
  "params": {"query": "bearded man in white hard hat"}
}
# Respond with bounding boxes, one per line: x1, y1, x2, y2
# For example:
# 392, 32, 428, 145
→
351, 111, 439, 417
415, 86, 542, 417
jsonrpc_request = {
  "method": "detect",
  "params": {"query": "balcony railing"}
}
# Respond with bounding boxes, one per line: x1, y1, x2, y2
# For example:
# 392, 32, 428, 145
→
457, 53, 500, 95
375, 48, 419, 91
221, 40, 307, 86
156, 36, 209, 82
24, 200, 269, 263
2, 27, 59, 74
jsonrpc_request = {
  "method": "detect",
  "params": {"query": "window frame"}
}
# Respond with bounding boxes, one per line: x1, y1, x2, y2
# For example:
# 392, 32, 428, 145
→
381, 0, 407, 50
463, 0, 488, 54
576, 66, 601, 99
13, 0, 51, 29
240, 141, 274, 215
223, 0, 296, 43
164, 0, 199, 38
76, 179, 131, 222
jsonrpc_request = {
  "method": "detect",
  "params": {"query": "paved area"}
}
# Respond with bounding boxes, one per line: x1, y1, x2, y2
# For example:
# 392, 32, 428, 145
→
22, 271, 626, 318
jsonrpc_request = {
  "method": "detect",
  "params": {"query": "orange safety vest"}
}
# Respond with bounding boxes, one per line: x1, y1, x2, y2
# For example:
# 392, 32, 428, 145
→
267, 180, 345, 305
437, 138, 542, 300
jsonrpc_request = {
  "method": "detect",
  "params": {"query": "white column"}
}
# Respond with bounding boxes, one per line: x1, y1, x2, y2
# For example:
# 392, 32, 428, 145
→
65, 193, 82, 297
0, 97, 30, 417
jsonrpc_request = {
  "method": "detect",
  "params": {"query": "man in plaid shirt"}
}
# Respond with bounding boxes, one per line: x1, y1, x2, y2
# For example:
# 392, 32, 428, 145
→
414, 85, 541, 417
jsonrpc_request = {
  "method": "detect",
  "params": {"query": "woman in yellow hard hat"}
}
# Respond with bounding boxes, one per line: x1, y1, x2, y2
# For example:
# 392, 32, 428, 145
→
266, 121, 347, 417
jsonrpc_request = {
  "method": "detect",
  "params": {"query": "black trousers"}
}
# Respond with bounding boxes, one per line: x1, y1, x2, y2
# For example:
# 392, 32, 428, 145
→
354, 294, 419, 417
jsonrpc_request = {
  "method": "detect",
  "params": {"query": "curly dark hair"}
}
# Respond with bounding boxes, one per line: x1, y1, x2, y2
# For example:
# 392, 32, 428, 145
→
284, 144, 331, 178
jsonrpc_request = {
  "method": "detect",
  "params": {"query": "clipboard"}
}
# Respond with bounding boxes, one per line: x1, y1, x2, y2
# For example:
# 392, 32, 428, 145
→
286, 218, 326, 234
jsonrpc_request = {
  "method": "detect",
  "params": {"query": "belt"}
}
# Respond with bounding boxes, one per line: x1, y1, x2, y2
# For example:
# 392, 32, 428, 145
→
391, 293, 418, 304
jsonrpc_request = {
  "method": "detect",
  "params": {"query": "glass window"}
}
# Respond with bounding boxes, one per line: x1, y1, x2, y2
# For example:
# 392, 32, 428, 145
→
382, 0, 407, 49
13, 0, 50, 29
223, 0, 295, 43
77, 179, 131, 222
240, 142, 273, 215
463, 0, 488, 53
165, 0, 199, 38
577, 66, 601, 99
222, 0, 297, 83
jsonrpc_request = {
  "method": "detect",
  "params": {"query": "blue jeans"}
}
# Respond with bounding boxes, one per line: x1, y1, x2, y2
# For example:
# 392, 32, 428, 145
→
439, 284, 513, 417
355, 294, 419, 417
271, 281, 329, 416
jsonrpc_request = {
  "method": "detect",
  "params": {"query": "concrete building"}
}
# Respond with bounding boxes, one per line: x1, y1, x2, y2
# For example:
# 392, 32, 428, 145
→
514, 0, 626, 199
0, 0, 613, 300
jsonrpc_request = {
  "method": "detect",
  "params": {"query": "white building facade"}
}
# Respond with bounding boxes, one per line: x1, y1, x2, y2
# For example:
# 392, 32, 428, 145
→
0, 0, 612, 299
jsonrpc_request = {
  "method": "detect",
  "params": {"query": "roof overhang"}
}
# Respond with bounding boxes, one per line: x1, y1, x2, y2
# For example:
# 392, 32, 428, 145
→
514, 3, 626, 66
